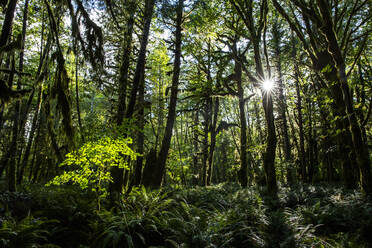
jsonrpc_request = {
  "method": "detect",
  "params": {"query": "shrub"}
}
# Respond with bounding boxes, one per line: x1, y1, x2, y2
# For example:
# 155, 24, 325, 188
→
46, 136, 138, 206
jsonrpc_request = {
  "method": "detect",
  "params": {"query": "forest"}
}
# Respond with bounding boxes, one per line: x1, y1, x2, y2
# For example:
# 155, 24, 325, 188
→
0, 0, 371, 247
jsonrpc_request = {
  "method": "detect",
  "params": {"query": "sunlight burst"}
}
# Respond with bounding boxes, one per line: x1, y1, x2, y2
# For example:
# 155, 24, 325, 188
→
262, 79, 275, 92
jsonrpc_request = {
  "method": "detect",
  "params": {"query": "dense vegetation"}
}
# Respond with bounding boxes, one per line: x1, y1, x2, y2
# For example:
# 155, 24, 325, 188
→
1, 184, 372, 247
0, 0, 371, 247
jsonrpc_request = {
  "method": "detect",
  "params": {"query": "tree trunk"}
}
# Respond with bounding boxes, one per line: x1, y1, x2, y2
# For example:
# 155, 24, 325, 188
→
7, 54, 17, 192
116, 1, 136, 125
272, 22, 293, 185
257, 45, 278, 198
156, 65, 165, 150
74, 45, 84, 142
192, 110, 199, 182
207, 98, 219, 185
128, 70, 145, 191
230, 0, 277, 197
356, 62, 368, 144
110, 0, 155, 194
125, 0, 155, 119
314, 0, 366, 190
236, 60, 248, 187
18, 86, 42, 184
29, 97, 45, 182
293, 60, 307, 182
307, 96, 315, 182
201, 99, 210, 186
142, 0, 183, 188
340, 73, 372, 193
175, 116, 186, 185
253, 100, 263, 143
4, 0, 28, 191
0, 0, 18, 49
262, 90, 278, 197
44, 88, 63, 163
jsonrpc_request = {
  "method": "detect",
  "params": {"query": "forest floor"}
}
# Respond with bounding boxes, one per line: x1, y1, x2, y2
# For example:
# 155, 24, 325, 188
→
1, 183, 372, 247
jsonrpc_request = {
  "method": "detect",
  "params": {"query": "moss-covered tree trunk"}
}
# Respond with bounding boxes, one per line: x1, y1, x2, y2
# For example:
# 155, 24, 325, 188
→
236, 60, 248, 187
201, 98, 211, 186
6, 54, 17, 191
207, 98, 219, 185
290, 35, 307, 182
116, 0, 136, 125
128, 71, 145, 190
192, 110, 199, 181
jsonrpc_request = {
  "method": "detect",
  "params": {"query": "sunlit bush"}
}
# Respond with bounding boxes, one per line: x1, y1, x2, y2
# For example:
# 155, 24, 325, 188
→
46, 137, 138, 200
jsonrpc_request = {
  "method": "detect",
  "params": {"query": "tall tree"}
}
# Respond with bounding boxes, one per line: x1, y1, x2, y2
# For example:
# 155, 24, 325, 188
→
116, 0, 136, 125
125, 0, 156, 119
110, 0, 155, 194
142, 0, 184, 188
271, 16, 293, 185
230, 0, 278, 197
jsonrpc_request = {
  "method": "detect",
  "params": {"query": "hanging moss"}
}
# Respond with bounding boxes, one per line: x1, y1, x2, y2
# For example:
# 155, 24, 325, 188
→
76, 0, 104, 67
65, 0, 104, 71
44, 0, 75, 149
53, 53, 75, 148
0, 79, 31, 104
44, 86, 63, 163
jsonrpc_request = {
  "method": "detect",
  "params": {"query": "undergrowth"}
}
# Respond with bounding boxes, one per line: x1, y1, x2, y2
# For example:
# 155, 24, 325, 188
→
0, 183, 371, 247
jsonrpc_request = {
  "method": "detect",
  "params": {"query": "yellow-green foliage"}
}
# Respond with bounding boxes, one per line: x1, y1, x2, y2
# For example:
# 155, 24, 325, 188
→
46, 137, 138, 197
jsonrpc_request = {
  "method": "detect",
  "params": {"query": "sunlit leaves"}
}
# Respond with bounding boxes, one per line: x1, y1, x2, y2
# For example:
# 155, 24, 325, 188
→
47, 136, 139, 197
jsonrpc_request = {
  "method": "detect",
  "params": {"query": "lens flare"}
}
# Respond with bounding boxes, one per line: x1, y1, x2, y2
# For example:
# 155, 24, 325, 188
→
262, 79, 274, 91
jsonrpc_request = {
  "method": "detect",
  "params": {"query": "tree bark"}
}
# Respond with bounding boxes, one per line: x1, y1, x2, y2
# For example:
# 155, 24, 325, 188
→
7, 0, 27, 189
256, 27, 278, 198
30, 107, 45, 182
262, 89, 278, 197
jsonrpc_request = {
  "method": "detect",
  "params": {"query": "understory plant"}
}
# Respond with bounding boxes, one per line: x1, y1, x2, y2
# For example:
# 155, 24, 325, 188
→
46, 136, 138, 208
2, 183, 371, 247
